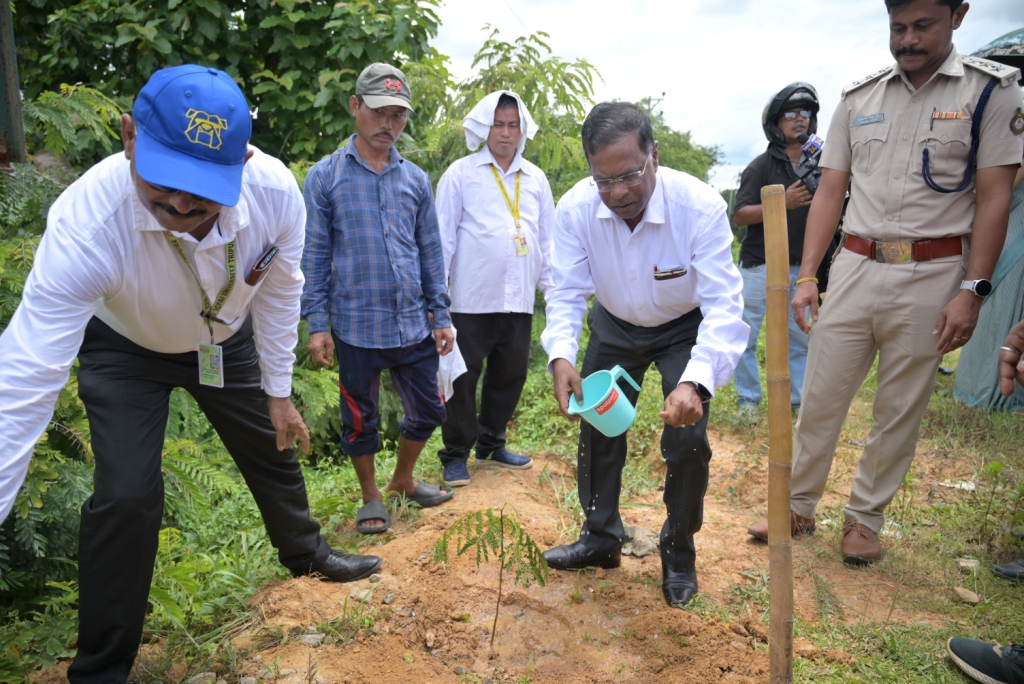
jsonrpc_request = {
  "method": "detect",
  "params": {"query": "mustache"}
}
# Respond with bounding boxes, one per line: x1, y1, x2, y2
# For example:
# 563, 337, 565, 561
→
896, 47, 928, 57
156, 203, 207, 218
374, 131, 394, 140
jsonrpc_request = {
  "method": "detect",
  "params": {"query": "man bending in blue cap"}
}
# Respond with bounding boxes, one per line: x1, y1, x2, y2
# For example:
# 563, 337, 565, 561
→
0, 65, 381, 683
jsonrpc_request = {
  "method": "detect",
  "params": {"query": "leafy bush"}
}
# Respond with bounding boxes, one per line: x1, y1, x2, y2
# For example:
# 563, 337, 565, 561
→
14, 0, 447, 165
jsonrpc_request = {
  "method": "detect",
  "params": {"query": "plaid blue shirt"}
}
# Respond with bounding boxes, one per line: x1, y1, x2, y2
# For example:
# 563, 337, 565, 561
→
301, 136, 451, 348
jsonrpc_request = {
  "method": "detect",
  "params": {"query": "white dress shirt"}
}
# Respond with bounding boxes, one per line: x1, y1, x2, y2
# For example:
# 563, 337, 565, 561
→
540, 167, 748, 393
0, 147, 305, 523
436, 146, 555, 314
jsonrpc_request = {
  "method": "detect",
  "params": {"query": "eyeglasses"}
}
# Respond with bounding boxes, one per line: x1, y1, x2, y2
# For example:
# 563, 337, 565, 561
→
782, 110, 813, 120
590, 155, 652, 193
145, 179, 212, 202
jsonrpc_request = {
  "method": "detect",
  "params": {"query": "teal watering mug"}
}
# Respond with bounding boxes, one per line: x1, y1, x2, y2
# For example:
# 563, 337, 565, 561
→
566, 365, 642, 437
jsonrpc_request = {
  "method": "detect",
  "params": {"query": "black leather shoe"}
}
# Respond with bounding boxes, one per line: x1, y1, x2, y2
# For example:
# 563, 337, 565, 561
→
992, 558, 1024, 582
662, 565, 698, 606
543, 540, 621, 570
293, 550, 383, 582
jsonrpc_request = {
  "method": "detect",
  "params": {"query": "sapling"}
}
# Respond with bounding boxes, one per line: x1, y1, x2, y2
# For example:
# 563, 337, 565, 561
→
433, 505, 548, 648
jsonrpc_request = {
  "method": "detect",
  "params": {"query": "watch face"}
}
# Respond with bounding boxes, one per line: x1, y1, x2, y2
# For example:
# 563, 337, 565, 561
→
975, 279, 993, 297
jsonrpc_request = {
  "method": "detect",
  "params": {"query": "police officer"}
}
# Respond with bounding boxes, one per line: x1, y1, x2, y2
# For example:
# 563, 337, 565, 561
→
747, 0, 1024, 564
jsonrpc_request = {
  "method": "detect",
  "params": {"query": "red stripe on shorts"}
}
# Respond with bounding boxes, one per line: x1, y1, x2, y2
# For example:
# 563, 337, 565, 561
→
339, 380, 363, 442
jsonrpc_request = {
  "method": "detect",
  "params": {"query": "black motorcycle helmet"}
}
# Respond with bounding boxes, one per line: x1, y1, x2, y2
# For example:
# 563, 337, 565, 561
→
762, 82, 820, 147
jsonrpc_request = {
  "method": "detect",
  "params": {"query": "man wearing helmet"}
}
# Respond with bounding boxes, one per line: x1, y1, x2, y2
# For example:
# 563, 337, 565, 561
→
731, 83, 819, 428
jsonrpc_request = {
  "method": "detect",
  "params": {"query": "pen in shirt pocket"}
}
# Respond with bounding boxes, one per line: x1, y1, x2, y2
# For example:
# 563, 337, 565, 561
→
653, 264, 687, 281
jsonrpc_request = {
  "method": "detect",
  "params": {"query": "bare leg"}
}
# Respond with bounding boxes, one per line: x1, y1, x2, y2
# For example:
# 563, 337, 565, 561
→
385, 436, 426, 498
351, 437, 429, 530
351, 454, 385, 530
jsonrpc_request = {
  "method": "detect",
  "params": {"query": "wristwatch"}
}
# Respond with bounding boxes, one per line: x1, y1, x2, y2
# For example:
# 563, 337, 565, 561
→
960, 279, 993, 298
682, 381, 712, 402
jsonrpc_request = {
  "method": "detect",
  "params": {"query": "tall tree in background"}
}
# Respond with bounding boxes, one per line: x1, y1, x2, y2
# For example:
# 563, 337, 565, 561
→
13, 0, 447, 163
405, 29, 719, 199
405, 29, 599, 199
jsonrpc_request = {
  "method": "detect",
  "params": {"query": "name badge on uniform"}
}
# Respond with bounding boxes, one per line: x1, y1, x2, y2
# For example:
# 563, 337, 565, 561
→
514, 232, 529, 257
854, 113, 884, 126
199, 343, 225, 388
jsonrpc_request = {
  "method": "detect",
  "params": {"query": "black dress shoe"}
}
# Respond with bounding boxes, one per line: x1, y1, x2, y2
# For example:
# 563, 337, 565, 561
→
293, 550, 383, 582
543, 540, 621, 570
662, 565, 698, 606
992, 557, 1024, 582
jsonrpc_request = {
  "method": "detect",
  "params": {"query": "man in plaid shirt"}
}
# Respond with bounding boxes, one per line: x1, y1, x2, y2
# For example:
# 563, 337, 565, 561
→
301, 63, 455, 534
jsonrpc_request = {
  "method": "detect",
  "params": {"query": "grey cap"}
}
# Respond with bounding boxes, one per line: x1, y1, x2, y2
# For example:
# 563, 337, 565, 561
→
356, 63, 414, 111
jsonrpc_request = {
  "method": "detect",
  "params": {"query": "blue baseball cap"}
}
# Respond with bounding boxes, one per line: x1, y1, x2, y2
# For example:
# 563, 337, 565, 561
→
133, 65, 252, 207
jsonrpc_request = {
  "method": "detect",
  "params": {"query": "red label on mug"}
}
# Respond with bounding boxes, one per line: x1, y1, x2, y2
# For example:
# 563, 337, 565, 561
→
596, 388, 619, 415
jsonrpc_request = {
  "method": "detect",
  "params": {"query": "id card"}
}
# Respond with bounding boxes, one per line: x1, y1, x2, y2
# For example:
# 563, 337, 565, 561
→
199, 343, 224, 388
514, 232, 529, 257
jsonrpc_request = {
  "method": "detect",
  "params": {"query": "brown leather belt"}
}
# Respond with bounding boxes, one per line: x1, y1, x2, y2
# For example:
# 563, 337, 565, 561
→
844, 234, 963, 264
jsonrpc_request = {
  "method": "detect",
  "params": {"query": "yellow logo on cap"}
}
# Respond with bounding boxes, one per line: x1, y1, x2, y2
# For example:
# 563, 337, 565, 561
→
185, 109, 228, 150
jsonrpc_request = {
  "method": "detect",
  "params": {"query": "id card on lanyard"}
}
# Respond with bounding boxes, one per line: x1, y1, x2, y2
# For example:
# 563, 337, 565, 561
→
164, 231, 237, 387
489, 165, 529, 257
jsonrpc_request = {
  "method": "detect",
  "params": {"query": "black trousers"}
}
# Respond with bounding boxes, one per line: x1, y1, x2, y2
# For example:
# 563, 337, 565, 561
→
68, 317, 330, 684
438, 312, 533, 464
577, 303, 712, 571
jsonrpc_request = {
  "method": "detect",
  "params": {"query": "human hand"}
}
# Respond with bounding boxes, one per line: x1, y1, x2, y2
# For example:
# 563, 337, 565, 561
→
552, 358, 584, 422
308, 332, 335, 367
934, 290, 981, 354
785, 180, 813, 210
998, 319, 1024, 396
791, 281, 819, 334
268, 396, 311, 454
434, 327, 454, 356
658, 382, 704, 428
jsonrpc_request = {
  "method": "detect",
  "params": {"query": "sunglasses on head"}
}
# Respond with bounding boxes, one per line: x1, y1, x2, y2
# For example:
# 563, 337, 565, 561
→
144, 180, 213, 203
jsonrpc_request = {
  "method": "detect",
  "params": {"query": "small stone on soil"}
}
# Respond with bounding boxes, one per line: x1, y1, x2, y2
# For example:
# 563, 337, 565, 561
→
383, 593, 394, 604
425, 630, 436, 648
453, 666, 467, 675
349, 587, 373, 602
185, 674, 216, 684
956, 558, 981, 572
297, 633, 324, 647
278, 670, 296, 677
369, 573, 382, 583
954, 587, 981, 605
240, 678, 257, 684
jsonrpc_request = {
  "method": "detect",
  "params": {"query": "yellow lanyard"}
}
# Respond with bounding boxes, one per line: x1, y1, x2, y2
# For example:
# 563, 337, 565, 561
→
489, 165, 521, 230
163, 231, 237, 341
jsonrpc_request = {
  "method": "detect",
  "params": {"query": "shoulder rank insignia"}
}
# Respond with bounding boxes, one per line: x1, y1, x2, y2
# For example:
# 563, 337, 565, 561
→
1012, 108, 1024, 136
842, 65, 895, 99
962, 55, 1022, 88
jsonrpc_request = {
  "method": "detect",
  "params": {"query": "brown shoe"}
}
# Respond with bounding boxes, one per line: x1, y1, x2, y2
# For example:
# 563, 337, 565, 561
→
747, 511, 816, 542
841, 520, 882, 564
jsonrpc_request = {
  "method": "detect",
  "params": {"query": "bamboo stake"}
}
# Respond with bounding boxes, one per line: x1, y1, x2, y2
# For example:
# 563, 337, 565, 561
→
761, 184, 793, 684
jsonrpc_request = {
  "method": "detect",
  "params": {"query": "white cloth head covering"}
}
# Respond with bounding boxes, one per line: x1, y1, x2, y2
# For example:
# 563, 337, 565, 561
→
461, 90, 538, 153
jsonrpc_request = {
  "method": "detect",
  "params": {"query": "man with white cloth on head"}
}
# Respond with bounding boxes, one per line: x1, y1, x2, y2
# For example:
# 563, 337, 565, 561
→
434, 91, 555, 487
540, 101, 747, 608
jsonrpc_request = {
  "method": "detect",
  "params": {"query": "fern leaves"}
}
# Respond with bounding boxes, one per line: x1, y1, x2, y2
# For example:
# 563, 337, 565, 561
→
433, 508, 548, 589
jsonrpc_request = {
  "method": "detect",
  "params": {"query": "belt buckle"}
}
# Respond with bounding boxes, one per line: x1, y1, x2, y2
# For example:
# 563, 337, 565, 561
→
875, 241, 913, 264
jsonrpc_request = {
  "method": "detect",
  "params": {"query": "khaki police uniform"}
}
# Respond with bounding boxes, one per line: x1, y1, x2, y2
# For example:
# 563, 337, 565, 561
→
791, 48, 1024, 532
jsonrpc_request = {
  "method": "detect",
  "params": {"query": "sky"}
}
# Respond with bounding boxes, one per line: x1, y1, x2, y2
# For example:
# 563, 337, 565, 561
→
431, 0, 1024, 188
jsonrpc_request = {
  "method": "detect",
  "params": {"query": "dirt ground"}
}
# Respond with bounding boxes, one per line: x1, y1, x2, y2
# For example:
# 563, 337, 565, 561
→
35, 425, 977, 684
